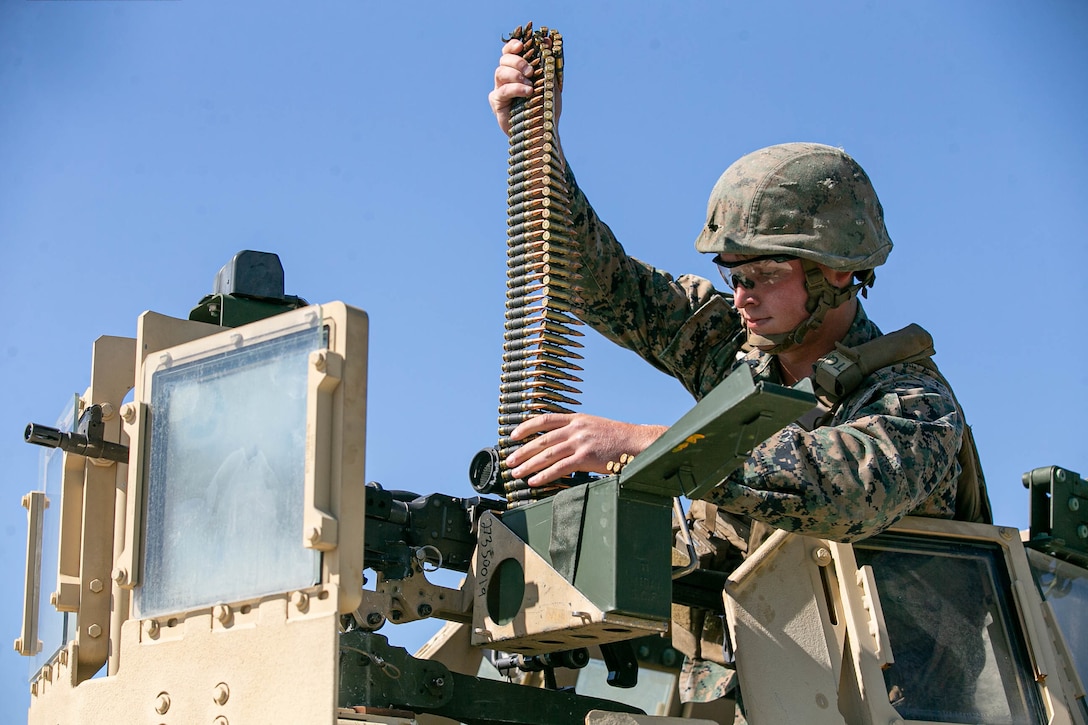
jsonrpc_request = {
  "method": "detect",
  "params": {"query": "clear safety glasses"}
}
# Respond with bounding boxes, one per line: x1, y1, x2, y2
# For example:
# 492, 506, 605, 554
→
714, 254, 797, 292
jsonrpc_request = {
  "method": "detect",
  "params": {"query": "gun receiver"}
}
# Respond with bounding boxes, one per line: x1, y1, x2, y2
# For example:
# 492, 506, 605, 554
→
24, 403, 128, 464
364, 483, 505, 580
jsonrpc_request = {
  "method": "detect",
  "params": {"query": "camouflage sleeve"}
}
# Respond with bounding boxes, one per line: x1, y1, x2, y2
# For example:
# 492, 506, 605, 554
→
564, 165, 743, 399
702, 363, 962, 541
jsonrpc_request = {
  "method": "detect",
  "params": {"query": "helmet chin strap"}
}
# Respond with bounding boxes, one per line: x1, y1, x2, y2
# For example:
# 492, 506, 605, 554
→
745, 261, 873, 355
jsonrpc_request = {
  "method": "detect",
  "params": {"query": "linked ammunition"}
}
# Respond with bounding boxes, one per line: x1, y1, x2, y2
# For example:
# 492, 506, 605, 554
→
503, 319, 584, 339
501, 353, 582, 372
499, 389, 581, 407
502, 331, 583, 351
500, 377, 581, 395
500, 364, 583, 383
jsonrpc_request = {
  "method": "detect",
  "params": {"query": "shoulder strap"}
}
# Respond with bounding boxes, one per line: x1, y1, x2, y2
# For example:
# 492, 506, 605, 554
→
813, 323, 935, 408
813, 324, 993, 524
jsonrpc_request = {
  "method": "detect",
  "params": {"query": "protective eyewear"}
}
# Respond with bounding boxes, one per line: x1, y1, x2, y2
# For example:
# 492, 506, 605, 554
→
714, 254, 797, 291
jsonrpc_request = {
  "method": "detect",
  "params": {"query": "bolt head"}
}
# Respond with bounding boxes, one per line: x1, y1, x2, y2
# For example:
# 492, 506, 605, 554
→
89, 578, 104, 594
120, 403, 137, 424
87, 624, 102, 638
1069, 497, 1081, 512
812, 547, 832, 567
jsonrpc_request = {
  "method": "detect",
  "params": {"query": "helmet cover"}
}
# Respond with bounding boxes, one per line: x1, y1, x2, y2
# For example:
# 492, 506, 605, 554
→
695, 143, 892, 271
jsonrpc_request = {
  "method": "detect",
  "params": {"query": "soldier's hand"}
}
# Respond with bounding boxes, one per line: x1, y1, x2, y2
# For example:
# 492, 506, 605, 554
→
488, 38, 563, 136
505, 413, 667, 487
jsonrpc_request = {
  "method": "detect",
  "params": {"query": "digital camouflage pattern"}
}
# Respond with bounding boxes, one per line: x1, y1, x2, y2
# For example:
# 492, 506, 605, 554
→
694, 142, 893, 273
563, 162, 962, 541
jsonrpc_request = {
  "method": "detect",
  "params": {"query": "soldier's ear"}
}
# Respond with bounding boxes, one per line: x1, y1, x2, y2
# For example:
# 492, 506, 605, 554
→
823, 268, 855, 289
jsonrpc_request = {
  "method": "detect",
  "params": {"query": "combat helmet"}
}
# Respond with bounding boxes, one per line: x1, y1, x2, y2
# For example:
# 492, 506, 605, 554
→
695, 142, 893, 352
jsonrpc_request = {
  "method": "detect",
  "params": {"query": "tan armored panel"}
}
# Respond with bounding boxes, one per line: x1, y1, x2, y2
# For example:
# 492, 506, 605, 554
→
25, 302, 371, 724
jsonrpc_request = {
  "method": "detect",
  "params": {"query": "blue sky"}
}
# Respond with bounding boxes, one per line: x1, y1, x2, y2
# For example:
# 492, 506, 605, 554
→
2, 0, 1086, 717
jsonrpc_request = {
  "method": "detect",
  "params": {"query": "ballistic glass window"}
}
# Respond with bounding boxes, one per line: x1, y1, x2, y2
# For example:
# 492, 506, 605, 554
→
854, 534, 1046, 725
1026, 548, 1088, 698
135, 323, 325, 619
28, 398, 79, 679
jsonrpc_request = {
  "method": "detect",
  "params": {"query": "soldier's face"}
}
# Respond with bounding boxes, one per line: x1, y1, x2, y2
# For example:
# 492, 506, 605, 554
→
718, 255, 811, 336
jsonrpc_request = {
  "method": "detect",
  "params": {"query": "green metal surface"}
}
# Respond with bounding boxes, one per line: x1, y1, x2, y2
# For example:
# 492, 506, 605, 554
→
501, 477, 673, 621
1024, 465, 1088, 568
188, 292, 308, 327
338, 631, 644, 724
619, 364, 816, 500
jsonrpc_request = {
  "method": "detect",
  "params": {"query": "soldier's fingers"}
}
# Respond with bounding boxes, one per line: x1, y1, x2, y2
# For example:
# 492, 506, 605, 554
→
509, 413, 570, 441
526, 456, 579, 487
496, 52, 533, 82
493, 65, 533, 97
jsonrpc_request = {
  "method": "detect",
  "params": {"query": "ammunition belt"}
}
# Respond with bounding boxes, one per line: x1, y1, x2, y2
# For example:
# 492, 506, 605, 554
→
498, 23, 585, 507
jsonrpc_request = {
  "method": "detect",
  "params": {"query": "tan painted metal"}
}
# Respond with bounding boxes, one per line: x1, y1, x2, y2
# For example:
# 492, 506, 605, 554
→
470, 510, 668, 653
724, 517, 1088, 725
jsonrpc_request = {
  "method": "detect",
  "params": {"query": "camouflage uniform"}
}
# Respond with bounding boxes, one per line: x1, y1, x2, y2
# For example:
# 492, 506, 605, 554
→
558, 142, 979, 711
561, 163, 962, 541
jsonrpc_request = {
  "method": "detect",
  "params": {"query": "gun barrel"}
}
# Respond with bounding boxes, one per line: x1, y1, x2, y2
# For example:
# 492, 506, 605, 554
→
23, 422, 129, 463
24, 423, 63, 449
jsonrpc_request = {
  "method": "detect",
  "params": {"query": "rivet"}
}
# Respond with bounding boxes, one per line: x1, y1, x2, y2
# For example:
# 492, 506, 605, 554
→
213, 716, 229, 725
154, 692, 170, 715
1069, 497, 1081, 512
812, 547, 832, 567
212, 682, 230, 706
1078, 524, 1088, 540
